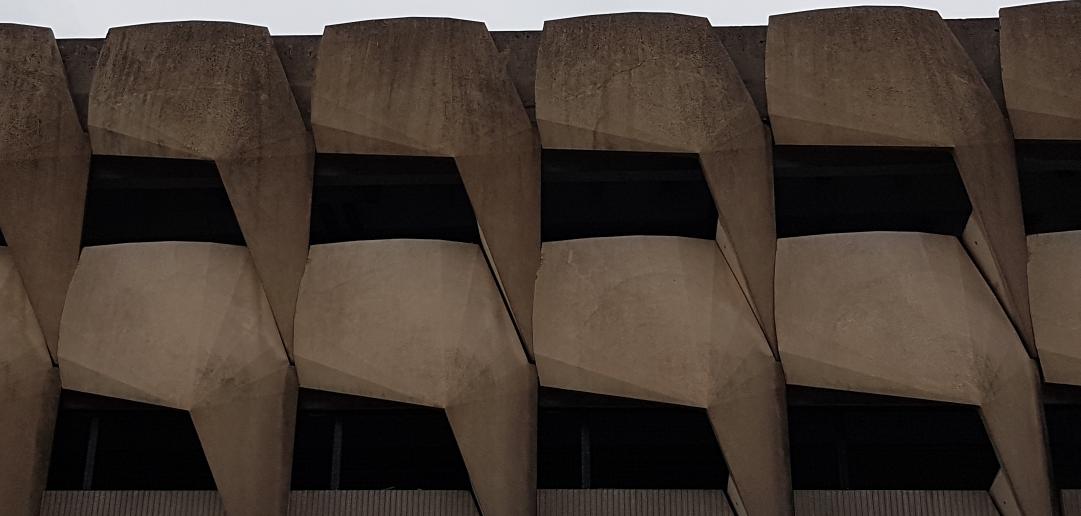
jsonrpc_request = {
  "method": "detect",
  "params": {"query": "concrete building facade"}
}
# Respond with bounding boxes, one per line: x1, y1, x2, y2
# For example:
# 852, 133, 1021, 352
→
1, 2, 1080, 515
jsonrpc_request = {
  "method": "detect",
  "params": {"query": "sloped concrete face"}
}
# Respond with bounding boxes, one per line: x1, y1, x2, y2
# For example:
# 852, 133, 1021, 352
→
311, 18, 540, 361
87, 21, 312, 358
765, 7, 1034, 357
535, 14, 777, 352
1028, 231, 1081, 385
294, 240, 536, 516
534, 236, 790, 516
0, 249, 59, 516
57, 243, 297, 516
776, 232, 1054, 516
1000, 2, 1081, 139
0, 24, 90, 362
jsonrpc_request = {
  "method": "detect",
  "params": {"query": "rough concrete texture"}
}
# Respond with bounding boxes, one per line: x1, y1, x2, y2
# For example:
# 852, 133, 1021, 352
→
0, 24, 90, 362
272, 36, 319, 131
535, 14, 777, 354
491, 31, 541, 122
1000, 1, 1081, 139
87, 21, 313, 358
56, 38, 102, 131
946, 18, 1006, 115
0, 249, 59, 516
58, 243, 297, 516
534, 236, 790, 516
1028, 232, 1081, 386
294, 240, 536, 516
715, 26, 769, 118
311, 18, 540, 361
776, 232, 1054, 516
765, 7, 1034, 358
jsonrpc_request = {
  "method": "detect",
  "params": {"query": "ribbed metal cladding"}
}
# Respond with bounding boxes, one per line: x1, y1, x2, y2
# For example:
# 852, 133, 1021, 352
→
41, 491, 224, 516
793, 490, 998, 515
288, 491, 479, 516
537, 489, 734, 516
1063, 490, 1081, 516
41, 489, 1023, 515
40, 490, 480, 516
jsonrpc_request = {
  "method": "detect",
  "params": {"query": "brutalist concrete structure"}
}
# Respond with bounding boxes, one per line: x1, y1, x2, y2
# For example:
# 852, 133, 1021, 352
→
2, 2, 1081, 516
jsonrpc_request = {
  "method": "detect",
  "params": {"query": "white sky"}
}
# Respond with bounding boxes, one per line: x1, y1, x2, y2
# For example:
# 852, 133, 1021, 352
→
2, 0, 1036, 38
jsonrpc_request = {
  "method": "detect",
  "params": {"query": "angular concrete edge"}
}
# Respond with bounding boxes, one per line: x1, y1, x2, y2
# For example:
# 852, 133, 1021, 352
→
765, 7, 1034, 356
1000, 1, 1081, 140
0, 24, 91, 362
58, 243, 295, 516
535, 13, 777, 352
0, 249, 60, 516
311, 18, 540, 361
1027, 231, 1081, 386
776, 232, 1055, 515
534, 236, 791, 515
294, 240, 537, 516
86, 21, 313, 358
192, 367, 298, 516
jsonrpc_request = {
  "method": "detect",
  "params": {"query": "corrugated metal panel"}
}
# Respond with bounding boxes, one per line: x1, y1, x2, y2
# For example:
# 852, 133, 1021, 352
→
40, 490, 479, 516
793, 490, 998, 515
41, 491, 224, 516
1063, 490, 1081, 516
288, 491, 479, 516
538, 489, 734, 516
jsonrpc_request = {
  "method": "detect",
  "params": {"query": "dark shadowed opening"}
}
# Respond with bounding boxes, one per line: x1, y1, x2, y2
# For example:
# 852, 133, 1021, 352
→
787, 386, 998, 490
774, 146, 972, 238
1017, 141, 1081, 234
291, 389, 471, 490
81, 155, 244, 246
541, 150, 717, 241
1044, 384, 1081, 489
0, 227, 6, 246
46, 390, 215, 490
537, 387, 728, 489
311, 154, 479, 244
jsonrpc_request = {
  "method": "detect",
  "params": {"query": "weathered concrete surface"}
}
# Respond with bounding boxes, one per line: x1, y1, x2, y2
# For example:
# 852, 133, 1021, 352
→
766, 7, 1034, 357
0, 24, 90, 362
87, 21, 312, 358
491, 31, 540, 121
311, 18, 540, 361
58, 243, 297, 516
947, 19, 1005, 115
0, 249, 59, 516
1028, 232, 1081, 386
56, 38, 102, 131
272, 36, 319, 131
1000, 2, 1081, 139
534, 236, 790, 516
535, 14, 777, 353
715, 26, 768, 118
294, 240, 535, 516
776, 232, 1055, 516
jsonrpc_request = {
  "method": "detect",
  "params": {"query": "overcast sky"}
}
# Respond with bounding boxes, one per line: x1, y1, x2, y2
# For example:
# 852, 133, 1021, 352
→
2, 0, 1035, 38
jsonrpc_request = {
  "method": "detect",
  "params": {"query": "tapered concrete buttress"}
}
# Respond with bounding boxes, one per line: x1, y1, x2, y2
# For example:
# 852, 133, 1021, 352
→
534, 13, 777, 353
0, 24, 90, 362
776, 232, 1056, 516
534, 237, 791, 516
1000, 1, 1081, 140
310, 18, 540, 361
1028, 232, 1081, 385
58, 243, 297, 516
86, 21, 312, 358
294, 240, 536, 516
766, 7, 1034, 357
0, 250, 60, 516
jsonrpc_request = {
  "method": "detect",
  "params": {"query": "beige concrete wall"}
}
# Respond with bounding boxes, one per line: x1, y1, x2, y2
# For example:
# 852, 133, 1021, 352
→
1, 7, 1080, 516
